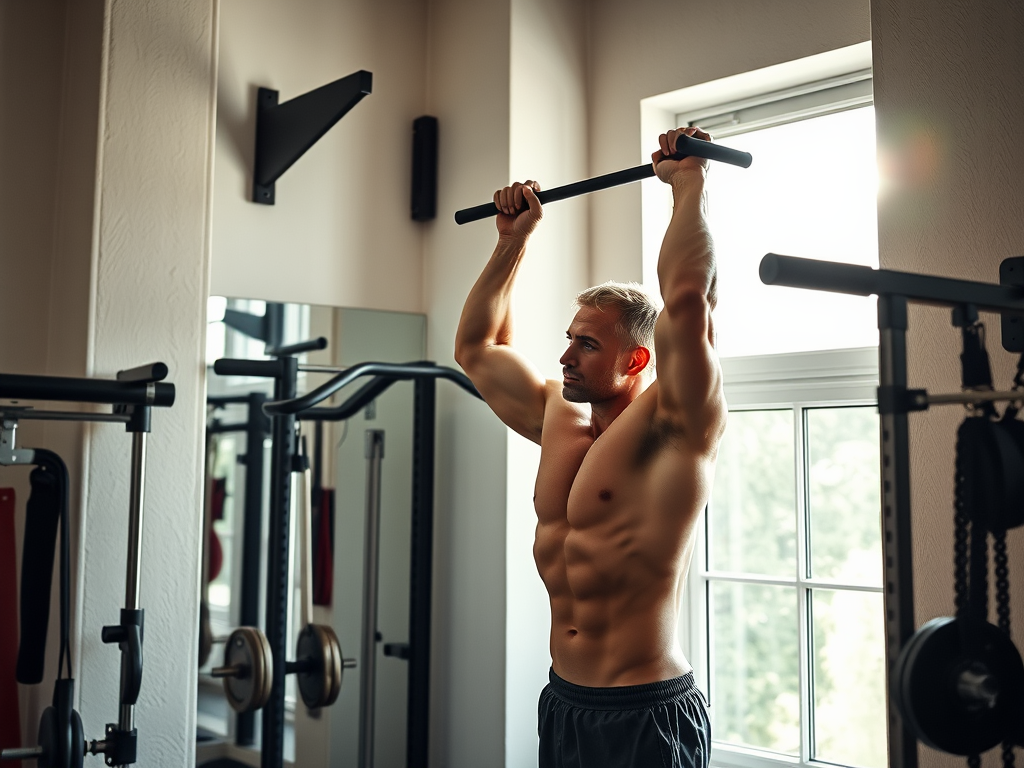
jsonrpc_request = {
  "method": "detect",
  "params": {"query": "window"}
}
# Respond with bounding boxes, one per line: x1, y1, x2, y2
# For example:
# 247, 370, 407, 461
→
645, 51, 886, 768
688, 350, 885, 768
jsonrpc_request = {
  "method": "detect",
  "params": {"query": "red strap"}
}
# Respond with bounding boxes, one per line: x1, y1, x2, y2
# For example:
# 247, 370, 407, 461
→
313, 488, 334, 606
211, 478, 227, 520
0, 488, 23, 756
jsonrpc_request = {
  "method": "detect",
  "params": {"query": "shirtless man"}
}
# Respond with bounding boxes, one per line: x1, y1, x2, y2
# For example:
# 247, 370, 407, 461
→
454, 126, 726, 768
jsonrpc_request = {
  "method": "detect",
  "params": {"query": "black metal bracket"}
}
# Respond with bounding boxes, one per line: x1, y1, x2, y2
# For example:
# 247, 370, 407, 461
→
100, 723, 137, 766
1000, 257, 1024, 352
252, 70, 373, 204
100, 608, 145, 707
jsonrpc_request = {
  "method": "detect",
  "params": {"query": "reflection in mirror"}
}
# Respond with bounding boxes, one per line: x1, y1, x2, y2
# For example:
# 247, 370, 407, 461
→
195, 297, 429, 768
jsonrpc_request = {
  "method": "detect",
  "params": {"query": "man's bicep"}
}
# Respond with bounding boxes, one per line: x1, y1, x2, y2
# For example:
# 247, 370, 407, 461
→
458, 345, 548, 443
653, 297, 721, 431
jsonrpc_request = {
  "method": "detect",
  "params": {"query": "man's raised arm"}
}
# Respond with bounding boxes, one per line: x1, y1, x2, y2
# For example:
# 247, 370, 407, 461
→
454, 181, 549, 445
650, 127, 725, 445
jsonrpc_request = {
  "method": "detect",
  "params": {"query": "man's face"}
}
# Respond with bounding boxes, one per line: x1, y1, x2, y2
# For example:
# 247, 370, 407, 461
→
559, 306, 634, 404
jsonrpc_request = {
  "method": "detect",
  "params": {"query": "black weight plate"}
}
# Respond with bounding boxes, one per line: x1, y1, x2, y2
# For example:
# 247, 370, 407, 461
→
899, 617, 1024, 755
36, 706, 56, 768
70, 710, 83, 768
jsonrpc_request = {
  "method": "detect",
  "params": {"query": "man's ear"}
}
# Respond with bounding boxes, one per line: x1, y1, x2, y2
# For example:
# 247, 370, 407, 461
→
625, 346, 651, 377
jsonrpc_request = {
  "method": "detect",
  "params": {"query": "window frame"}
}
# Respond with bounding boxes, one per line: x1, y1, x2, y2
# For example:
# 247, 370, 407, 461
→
681, 347, 881, 768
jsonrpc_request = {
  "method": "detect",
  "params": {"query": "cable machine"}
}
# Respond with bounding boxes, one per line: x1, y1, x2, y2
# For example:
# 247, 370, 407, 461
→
759, 253, 1024, 768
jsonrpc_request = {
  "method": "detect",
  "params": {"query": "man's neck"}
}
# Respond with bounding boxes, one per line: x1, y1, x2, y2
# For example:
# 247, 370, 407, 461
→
589, 379, 650, 438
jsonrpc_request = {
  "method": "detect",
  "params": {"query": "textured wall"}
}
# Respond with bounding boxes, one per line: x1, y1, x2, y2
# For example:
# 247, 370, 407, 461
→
76, 2, 217, 765
211, 0, 428, 313
871, 2, 1024, 766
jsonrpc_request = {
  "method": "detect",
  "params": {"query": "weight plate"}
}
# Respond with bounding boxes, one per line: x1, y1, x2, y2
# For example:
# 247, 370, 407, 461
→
222, 627, 272, 713
896, 617, 1024, 755
295, 624, 343, 709
320, 624, 343, 706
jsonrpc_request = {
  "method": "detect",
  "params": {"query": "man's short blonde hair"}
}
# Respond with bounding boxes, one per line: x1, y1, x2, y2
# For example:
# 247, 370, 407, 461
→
574, 282, 659, 355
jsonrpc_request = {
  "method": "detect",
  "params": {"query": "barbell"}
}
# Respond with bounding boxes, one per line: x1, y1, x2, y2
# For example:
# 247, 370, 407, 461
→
209, 443, 355, 713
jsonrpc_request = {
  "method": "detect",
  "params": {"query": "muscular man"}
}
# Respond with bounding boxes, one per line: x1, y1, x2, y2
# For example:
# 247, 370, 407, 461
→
454, 126, 726, 768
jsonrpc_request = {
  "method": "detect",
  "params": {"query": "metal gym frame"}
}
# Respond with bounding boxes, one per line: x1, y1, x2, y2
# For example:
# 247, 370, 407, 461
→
212, 346, 480, 768
263, 360, 481, 768
0, 363, 176, 767
759, 253, 1024, 768
206, 392, 272, 747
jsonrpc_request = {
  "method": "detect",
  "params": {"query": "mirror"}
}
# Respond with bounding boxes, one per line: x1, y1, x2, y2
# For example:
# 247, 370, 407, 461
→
195, 297, 427, 768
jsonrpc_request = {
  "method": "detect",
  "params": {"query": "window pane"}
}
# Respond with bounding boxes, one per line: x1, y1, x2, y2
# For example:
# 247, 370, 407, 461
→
811, 589, 886, 767
806, 407, 882, 585
709, 410, 795, 576
703, 107, 879, 358
711, 582, 799, 754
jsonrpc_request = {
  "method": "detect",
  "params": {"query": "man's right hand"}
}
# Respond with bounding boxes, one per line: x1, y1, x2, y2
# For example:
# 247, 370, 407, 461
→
494, 180, 543, 241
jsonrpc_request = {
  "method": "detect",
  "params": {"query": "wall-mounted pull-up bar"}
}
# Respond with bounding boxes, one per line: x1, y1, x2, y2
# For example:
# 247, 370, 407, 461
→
253, 70, 373, 205
453, 135, 752, 224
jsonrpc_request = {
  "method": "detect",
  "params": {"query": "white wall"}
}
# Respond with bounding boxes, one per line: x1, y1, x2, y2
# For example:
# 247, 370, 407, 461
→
870, 2, 1024, 765
422, 0, 512, 765
211, 0, 428, 312
75, 2, 217, 765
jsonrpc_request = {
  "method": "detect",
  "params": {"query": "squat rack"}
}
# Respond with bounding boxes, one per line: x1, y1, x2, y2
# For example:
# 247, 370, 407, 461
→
212, 344, 480, 768
759, 253, 1024, 768
0, 363, 176, 767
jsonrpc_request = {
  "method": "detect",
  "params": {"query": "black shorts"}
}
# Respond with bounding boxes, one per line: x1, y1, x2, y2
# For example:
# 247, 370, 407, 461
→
538, 668, 711, 768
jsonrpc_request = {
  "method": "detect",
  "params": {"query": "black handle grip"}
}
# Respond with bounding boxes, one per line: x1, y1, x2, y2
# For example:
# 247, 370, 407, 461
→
16, 453, 66, 684
116, 362, 168, 383
213, 358, 285, 378
454, 135, 752, 224
266, 336, 329, 357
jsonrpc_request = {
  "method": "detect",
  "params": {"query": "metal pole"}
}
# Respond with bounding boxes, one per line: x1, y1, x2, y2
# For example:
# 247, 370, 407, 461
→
407, 378, 435, 768
359, 430, 386, 768
262, 357, 297, 768
877, 295, 918, 768
237, 391, 268, 746
119, 431, 148, 735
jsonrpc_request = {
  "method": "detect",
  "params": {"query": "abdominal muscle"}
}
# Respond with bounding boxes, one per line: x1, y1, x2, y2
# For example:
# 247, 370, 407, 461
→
533, 508, 697, 688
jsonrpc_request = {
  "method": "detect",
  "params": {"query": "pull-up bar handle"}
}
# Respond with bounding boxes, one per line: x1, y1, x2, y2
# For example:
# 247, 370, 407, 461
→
116, 363, 168, 383
759, 254, 1024, 316
0, 372, 175, 407
263, 361, 481, 415
454, 135, 752, 225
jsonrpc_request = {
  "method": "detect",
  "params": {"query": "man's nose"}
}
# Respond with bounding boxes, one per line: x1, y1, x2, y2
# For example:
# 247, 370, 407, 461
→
559, 347, 573, 366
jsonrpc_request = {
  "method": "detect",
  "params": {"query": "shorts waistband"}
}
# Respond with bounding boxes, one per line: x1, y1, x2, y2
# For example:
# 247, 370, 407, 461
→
547, 668, 697, 710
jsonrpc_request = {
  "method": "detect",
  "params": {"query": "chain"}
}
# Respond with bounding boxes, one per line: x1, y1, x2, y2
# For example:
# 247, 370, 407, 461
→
1003, 741, 1017, 768
992, 531, 1017, 768
994, 531, 1011, 634
953, 434, 970, 620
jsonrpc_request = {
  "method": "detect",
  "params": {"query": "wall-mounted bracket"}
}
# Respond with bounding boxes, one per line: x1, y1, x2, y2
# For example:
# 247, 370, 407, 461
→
252, 70, 373, 204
